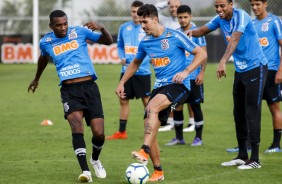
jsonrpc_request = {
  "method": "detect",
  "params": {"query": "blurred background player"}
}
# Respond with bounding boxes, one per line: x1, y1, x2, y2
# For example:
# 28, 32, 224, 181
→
251, 0, 282, 153
115, 4, 207, 181
187, 0, 268, 169
165, 5, 207, 146
106, 1, 151, 140
156, 0, 196, 132
28, 10, 112, 182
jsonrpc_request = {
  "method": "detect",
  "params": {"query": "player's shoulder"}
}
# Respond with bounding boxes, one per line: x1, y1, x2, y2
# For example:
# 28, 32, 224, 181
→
40, 32, 54, 45
120, 21, 134, 30
268, 13, 280, 22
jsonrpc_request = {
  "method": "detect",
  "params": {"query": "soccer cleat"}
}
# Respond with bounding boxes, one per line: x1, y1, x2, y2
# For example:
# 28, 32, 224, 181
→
106, 131, 127, 140
165, 138, 185, 146
221, 158, 246, 166
78, 171, 93, 183
158, 124, 174, 132
191, 137, 203, 146
131, 149, 149, 166
148, 170, 164, 182
237, 160, 261, 170
226, 146, 252, 153
264, 146, 282, 153
183, 124, 195, 132
90, 158, 106, 178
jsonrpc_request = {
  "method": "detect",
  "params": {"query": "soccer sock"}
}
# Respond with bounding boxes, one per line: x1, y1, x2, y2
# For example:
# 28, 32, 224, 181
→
141, 145, 150, 154
119, 119, 127, 132
174, 110, 184, 140
272, 129, 282, 148
91, 136, 105, 160
250, 142, 260, 162
195, 121, 203, 140
72, 133, 89, 171
189, 117, 195, 125
154, 165, 163, 171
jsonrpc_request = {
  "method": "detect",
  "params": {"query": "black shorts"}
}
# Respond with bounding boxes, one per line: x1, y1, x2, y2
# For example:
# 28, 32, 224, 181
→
60, 80, 104, 126
185, 80, 204, 104
263, 70, 282, 103
121, 74, 151, 99
144, 83, 189, 126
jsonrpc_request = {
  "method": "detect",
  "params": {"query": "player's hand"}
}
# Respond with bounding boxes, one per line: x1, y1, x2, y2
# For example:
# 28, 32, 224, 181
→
186, 30, 193, 38
173, 71, 188, 84
121, 58, 126, 65
84, 21, 103, 31
28, 80, 39, 93
115, 83, 126, 99
216, 61, 226, 81
195, 71, 204, 85
275, 70, 282, 84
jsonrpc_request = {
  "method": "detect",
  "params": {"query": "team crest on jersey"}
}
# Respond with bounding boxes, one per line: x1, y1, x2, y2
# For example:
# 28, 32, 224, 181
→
68, 29, 77, 39
126, 25, 132, 31
45, 37, 52, 42
261, 22, 269, 32
161, 39, 169, 50
165, 32, 172, 37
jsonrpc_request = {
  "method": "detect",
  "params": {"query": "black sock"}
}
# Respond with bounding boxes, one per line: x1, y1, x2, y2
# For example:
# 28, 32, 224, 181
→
72, 133, 89, 171
272, 129, 282, 148
195, 123, 203, 140
174, 110, 184, 140
141, 145, 150, 154
154, 165, 163, 171
92, 136, 105, 160
119, 119, 127, 132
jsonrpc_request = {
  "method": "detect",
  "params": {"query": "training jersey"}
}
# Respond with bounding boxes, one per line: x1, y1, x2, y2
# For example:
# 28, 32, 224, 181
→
40, 26, 101, 84
117, 21, 151, 75
206, 8, 268, 72
253, 13, 282, 71
136, 28, 198, 90
178, 23, 207, 80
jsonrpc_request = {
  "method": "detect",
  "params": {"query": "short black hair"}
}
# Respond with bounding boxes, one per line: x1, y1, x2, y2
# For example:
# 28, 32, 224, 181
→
131, 0, 143, 7
228, 0, 233, 3
249, 0, 267, 2
177, 5, 192, 15
49, 10, 67, 23
137, 4, 158, 18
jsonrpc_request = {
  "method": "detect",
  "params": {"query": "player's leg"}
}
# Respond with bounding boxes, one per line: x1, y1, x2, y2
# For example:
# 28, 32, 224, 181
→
149, 137, 164, 181
165, 105, 185, 146
190, 103, 204, 146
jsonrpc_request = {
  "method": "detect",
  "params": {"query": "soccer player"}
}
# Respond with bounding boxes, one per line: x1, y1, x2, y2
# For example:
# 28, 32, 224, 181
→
250, 0, 282, 153
106, 1, 151, 140
155, 0, 181, 29
187, 0, 268, 169
115, 4, 207, 181
165, 5, 207, 146
28, 10, 112, 182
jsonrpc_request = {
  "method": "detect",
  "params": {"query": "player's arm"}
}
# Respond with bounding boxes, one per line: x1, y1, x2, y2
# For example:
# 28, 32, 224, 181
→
84, 21, 113, 45
275, 39, 282, 84
28, 54, 49, 93
195, 45, 207, 85
115, 58, 142, 98
187, 26, 212, 38
117, 27, 126, 65
217, 31, 242, 80
173, 46, 207, 83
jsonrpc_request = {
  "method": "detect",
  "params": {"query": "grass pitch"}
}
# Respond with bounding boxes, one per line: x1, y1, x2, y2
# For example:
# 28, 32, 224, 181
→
0, 63, 281, 184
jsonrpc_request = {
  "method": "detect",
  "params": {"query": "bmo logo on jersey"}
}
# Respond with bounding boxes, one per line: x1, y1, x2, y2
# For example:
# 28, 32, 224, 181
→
151, 57, 170, 67
53, 40, 79, 56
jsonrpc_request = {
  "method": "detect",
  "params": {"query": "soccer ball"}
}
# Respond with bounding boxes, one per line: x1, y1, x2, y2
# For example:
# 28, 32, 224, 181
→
125, 163, 149, 184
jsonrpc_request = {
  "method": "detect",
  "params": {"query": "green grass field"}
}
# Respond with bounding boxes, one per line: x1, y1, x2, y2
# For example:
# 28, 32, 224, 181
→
0, 63, 281, 184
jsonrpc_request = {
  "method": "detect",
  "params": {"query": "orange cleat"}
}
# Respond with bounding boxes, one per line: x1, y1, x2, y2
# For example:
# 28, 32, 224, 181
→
148, 170, 164, 182
106, 131, 128, 140
131, 149, 149, 165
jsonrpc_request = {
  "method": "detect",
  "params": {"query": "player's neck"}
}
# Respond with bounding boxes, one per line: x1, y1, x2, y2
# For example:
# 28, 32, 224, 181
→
257, 11, 268, 20
152, 24, 165, 37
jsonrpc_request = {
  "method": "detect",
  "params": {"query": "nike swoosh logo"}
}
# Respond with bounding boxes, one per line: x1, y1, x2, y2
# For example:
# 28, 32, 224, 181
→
250, 78, 258, 82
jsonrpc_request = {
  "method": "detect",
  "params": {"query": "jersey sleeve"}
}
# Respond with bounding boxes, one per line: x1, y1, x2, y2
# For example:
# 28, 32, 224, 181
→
176, 32, 198, 54
233, 11, 249, 33
82, 26, 102, 43
194, 35, 207, 47
205, 15, 220, 31
39, 38, 48, 56
117, 26, 125, 59
135, 41, 147, 61
273, 16, 282, 41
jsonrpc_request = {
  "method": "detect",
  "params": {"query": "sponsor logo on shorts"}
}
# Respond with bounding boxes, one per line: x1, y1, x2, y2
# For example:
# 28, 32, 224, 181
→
64, 102, 69, 112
